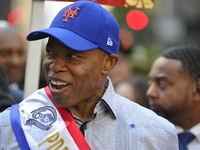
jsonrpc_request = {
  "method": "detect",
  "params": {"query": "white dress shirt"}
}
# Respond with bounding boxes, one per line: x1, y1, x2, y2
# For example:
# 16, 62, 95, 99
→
0, 78, 179, 149
176, 123, 200, 150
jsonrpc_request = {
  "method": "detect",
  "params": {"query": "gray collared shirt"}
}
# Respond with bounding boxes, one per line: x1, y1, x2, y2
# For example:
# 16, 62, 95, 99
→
0, 78, 179, 150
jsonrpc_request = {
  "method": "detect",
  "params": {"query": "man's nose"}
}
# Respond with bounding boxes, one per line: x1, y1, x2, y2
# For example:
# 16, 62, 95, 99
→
146, 83, 158, 99
49, 56, 68, 73
9, 54, 22, 66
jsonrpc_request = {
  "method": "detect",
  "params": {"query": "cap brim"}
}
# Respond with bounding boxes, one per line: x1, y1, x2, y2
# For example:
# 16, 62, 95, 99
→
26, 27, 99, 51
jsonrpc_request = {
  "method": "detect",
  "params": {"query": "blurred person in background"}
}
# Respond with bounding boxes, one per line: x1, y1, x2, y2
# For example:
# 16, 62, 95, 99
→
0, 64, 15, 112
115, 75, 149, 108
0, 21, 26, 103
147, 45, 200, 150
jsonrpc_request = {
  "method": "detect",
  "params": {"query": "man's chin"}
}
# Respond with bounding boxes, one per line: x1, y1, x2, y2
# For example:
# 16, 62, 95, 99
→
154, 111, 166, 118
151, 108, 165, 117
150, 105, 166, 118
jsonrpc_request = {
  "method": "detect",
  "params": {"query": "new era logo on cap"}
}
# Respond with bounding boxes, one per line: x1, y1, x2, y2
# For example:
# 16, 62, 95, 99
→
107, 37, 113, 46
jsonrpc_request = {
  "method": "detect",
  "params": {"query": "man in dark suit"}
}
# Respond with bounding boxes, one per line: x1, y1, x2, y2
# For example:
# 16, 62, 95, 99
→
0, 65, 15, 112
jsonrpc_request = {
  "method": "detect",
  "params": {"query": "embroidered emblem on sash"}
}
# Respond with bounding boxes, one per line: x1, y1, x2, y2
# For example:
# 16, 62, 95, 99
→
62, 6, 80, 22
25, 106, 57, 130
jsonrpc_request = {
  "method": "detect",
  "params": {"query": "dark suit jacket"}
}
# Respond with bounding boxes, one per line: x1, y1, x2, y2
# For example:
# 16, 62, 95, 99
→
9, 86, 23, 103
0, 65, 15, 112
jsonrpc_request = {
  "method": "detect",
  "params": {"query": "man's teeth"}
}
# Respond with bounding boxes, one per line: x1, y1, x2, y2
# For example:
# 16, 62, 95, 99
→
51, 80, 69, 86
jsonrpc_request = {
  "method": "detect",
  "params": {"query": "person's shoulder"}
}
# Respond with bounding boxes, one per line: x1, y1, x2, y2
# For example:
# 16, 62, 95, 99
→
0, 107, 11, 126
0, 107, 20, 149
115, 95, 179, 149
116, 94, 175, 130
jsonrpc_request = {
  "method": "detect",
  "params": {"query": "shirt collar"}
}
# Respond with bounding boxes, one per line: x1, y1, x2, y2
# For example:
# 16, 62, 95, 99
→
96, 77, 117, 119
176, 123, 200, 142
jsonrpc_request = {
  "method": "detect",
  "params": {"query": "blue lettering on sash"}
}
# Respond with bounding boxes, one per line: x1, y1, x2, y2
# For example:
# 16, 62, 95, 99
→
26, 119, 52, 130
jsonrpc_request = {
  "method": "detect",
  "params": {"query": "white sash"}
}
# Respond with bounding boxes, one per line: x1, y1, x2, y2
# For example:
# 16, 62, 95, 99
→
10, 87, 91, 150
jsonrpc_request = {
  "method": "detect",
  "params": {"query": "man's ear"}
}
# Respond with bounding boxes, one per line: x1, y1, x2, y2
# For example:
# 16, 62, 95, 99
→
102, 54, 118, 75
193, 79, 200, 102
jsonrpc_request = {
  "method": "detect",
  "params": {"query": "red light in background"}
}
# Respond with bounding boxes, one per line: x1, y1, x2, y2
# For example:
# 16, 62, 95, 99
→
126, 10, 148, 30
7, 7, 25, 26
120, 29, 133, 49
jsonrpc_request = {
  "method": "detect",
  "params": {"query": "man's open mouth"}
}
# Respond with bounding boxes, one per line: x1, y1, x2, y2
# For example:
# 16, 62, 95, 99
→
50, 79, 70, 89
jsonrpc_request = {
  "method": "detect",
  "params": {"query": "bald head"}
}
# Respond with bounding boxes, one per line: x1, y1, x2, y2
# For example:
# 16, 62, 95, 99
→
0, 28, 22, 41
0, 28, 26, 84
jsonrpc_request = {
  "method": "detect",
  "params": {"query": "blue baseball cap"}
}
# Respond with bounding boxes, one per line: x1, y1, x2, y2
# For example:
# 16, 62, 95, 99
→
27, 0, 120, 54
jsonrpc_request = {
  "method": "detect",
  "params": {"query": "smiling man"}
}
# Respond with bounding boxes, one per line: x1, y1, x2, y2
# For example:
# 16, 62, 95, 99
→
147, 45, 200, 150
0, 1, 179, 149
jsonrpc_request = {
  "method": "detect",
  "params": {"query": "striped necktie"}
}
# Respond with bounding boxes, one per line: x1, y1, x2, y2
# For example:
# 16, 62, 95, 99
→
178, 132, 195, 150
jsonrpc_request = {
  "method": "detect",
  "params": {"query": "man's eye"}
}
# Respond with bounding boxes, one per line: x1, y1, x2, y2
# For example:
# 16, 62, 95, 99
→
18, 50, 25, 57
46, 50, 53, 54
158, 82, 166, 89
69, 54, 78, 58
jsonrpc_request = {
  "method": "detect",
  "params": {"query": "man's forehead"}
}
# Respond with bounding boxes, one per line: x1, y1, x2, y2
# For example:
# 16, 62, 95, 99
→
46, 37, 74, 51
153, 57, 182, 70
47, 36, 62, 45
149, 57, 183, 78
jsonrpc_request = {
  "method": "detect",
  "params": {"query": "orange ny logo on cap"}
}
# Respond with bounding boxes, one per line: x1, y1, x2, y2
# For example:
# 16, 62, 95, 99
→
62, 6, 80, 22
